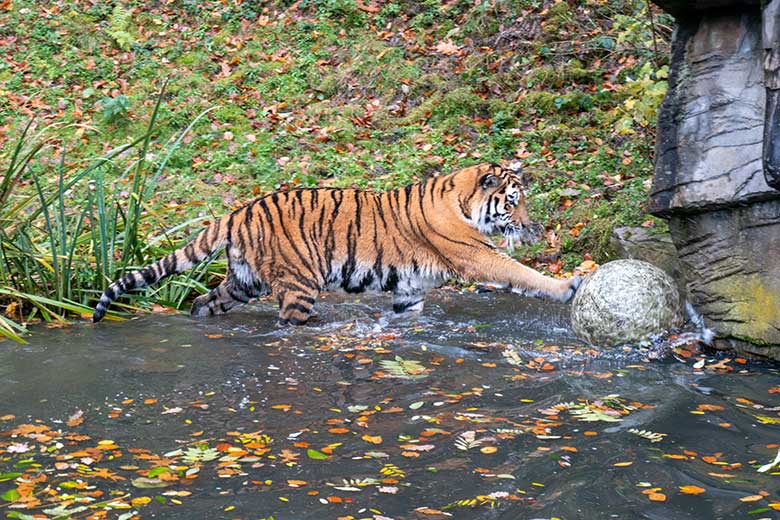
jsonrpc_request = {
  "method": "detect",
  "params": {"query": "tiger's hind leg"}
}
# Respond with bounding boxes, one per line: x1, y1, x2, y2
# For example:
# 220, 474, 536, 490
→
392, 289, 426, 314
190, 255, 266, 317
273, 278, 320, 327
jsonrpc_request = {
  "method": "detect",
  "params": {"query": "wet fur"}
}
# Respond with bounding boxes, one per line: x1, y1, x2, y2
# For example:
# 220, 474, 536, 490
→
93, 163, 580, 325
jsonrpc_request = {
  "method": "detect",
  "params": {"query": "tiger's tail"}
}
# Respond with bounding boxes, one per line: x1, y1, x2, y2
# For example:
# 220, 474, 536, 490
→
92, 214, 232, 323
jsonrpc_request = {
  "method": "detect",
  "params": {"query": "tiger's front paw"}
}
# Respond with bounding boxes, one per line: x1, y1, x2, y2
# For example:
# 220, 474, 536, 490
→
558, 276, 582, 303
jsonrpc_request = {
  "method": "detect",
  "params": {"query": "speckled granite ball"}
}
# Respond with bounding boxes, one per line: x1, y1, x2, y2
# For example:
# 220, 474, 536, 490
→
571, 259, 684, 346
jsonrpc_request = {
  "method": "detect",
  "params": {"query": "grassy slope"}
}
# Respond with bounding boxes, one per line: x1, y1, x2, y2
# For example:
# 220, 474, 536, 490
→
0, 0, 671, 326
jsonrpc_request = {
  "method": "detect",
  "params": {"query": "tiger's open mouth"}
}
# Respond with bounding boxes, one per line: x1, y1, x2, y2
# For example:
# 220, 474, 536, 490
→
502, 222, 543, 252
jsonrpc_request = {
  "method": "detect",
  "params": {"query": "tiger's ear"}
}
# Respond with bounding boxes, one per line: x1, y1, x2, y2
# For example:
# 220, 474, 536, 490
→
480, 174, 500, 189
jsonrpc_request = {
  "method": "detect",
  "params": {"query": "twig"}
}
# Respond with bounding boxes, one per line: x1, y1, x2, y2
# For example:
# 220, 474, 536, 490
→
645, 0, 661, 67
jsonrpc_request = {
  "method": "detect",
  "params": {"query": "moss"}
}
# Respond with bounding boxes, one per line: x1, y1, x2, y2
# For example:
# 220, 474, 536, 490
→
547, 1, 571, 18
517, 91, 558, 112
541, 2, 571, 38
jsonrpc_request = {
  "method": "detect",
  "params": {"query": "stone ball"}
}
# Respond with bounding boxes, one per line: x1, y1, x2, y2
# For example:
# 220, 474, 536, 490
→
570, 259, 684, 346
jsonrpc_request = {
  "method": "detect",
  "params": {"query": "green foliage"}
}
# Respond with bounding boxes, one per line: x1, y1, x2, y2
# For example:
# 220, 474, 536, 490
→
615, 63, 669, 134
100, 95, 131, 124
314, 0, 366, 27
0, 90, 219, 342
107, 4, 135, 50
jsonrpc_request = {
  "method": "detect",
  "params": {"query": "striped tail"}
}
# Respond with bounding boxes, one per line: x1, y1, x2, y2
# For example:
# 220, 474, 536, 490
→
93, 215, 231, 323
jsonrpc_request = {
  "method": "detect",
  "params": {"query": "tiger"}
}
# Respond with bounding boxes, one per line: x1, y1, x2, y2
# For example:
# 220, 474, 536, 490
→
93, 162, 581, 326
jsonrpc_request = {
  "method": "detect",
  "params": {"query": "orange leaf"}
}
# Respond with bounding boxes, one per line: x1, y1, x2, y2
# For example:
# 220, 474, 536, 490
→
67, 410, 85, 427
696, 404, 725, 412
362, 434, 382, 444
648, 492, 666, 502
740, 495, 764, 503
679, 485, 705, 495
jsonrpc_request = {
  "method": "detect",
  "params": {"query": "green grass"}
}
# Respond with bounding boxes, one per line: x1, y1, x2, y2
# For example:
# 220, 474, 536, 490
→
0, 0, 672, 341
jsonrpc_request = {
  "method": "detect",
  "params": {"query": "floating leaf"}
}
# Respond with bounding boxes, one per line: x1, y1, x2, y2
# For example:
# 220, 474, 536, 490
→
147, 467, 171, 478
132, 477, 175, 489
679, 485, 706, 495
379, 356, 429, 380
1, 488, 20, 502
0, 472, 22, 482
454, 431, 482, 451
182, 446, 220, 464
629, 428, 667, 443
502, 349, 523, 366
379, 464, 406, 479
570, 407, 622, 422
306, 449, 329, 460
42, 505, 88, 517
757, 448, 780, 473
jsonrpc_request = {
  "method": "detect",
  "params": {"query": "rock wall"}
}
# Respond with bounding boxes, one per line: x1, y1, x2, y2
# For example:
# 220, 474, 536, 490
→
650, 13, 773, 214
669, 202, 780, 359
649, 2, 780, 359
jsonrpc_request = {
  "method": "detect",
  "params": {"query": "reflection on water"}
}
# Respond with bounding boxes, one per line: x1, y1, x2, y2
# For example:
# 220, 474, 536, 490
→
0, 289, 778, 519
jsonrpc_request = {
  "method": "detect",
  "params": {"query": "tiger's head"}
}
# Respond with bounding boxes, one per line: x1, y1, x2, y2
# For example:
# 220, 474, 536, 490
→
453, 162, 543, 250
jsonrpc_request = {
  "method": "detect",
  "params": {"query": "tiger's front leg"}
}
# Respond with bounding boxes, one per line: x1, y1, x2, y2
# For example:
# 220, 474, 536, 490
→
453, 248, 580, 302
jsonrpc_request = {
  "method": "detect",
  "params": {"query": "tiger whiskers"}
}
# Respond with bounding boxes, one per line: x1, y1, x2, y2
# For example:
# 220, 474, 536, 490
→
503, 222, 542, 253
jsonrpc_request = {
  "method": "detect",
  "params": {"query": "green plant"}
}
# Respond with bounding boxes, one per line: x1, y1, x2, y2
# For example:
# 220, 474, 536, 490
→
614, 62, 668, 134
101, 95, 131, 124
0, 85, 220, 343
107, 4, 135, 50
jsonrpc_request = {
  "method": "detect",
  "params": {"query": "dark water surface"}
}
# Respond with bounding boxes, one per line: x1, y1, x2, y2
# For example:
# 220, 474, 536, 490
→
1, 290, 779, 519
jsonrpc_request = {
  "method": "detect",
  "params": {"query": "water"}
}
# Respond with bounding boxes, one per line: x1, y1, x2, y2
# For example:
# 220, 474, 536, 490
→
1, 289, 779, 519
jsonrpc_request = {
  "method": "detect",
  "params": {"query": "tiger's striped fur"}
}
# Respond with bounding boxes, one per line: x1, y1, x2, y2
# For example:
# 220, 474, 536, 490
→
93, 163, 580, 325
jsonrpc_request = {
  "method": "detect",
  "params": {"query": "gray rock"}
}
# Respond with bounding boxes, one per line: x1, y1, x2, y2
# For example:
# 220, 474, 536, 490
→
610, 227, 684, 285
669, 200, 780, 360
652, 0, 760, 19
650, 12, 780, 216
647, 3, 780, 357
570, 260, 684, 347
